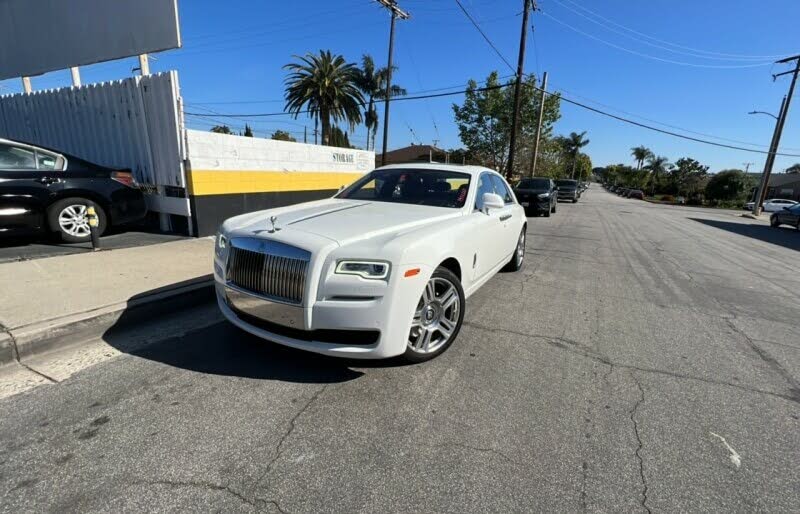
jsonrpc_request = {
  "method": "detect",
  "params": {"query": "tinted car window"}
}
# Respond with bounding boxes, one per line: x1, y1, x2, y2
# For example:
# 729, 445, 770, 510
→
490, 175, 514, 204
517, 178, 550, 189
555, 179, 577, 189
37, 152, 58, 170
338, 169, 471, 208
0, 144, 36, 169
474, 173, 496, 210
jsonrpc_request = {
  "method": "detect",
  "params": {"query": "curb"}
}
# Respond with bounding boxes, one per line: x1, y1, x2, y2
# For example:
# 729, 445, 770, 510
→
0, 276, 215, 367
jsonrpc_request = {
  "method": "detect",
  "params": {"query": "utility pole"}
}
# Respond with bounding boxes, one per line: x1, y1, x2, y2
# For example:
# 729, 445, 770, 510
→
529, 70, 548, 176
377, 0, 409, 166
753, 54, 800, 216
506, 0, 533, 179
304, 126, 307, 144
70, 67, 81, 87
742, 162, 754, 173
21, 77, 32, 93
138, 54, 151, 76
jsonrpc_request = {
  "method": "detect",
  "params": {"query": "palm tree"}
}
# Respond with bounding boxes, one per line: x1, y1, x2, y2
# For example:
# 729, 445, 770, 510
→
566, 131, 590, 179
355, 55, 406, 151
631, 145, 653, 170
645, 155, 670, 196
284, 51, 364, 146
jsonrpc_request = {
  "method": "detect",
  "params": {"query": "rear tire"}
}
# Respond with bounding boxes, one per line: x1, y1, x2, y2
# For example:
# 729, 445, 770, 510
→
543, 207, 551, 217
770, 216, 779, 228
403, 267, 465, 363
47, 198, 107, 243
572, 198, 578, 203
552, 202, 557, 214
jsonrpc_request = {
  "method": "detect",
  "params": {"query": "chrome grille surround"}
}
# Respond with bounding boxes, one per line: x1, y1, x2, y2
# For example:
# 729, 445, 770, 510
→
225, 237, 311, 305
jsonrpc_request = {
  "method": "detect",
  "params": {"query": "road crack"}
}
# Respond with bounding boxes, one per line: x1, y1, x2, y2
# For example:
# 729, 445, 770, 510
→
136, 479, 266, 510
629, 374, 651, 514
435, 442, 522, 466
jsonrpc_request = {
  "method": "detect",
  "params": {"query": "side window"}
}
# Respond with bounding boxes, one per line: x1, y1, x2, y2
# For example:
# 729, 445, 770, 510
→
490, 175, 514, 204
0, 143, 36, 169
36, 151, 59, 170
474, 173, 496, 210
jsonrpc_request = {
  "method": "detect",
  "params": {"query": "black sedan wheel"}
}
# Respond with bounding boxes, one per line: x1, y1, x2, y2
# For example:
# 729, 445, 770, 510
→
48, 198, 107, 243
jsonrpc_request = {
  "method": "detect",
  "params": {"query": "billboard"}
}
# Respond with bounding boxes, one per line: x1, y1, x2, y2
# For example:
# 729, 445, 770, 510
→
0, 0, 181, 81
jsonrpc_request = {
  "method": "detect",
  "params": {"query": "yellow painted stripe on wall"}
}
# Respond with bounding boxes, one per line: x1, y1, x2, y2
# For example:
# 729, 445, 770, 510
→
187, 170, 365, 196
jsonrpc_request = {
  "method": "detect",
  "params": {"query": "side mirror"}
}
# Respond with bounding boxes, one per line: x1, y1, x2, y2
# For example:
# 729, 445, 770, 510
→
482, 192, 505, 214
784, 206, 790, 211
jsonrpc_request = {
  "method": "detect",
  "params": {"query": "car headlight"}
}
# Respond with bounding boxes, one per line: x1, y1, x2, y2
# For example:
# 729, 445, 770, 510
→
335, 260, 390, 280
537, 193, 550, 199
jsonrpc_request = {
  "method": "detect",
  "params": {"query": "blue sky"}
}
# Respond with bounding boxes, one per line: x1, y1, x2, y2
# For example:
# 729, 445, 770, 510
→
2, 0, 799, 172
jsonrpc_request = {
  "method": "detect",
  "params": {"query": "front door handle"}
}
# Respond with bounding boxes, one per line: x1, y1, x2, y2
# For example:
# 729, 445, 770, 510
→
499, 214, 512, 221
37, 176, 59, 185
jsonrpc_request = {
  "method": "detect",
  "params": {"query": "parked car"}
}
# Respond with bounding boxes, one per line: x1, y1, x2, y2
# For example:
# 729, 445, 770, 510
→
555, 179, 580, 203
770, 204, 800, 229
0, 138, 146, 243
214, 164, 527, 362
763, 199, 798, 213
628, 189, 645, 200
513, 177, 557, 217
618, 188, 629, 196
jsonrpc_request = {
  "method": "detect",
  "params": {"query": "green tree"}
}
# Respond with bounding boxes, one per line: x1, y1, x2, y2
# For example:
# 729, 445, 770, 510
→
631, 145, 653, 170
645, 155, 671, 196
244, 124, 254, 137
565, 131, 590, 179
327, 126, 352, 148
284, 50, 364, 146
355, 55, 406, 151
210, 125, 232, 134
270, 129, 296, 142
452, 71, 561, 175
667, 157, 709, 196
705, 169, 753, 202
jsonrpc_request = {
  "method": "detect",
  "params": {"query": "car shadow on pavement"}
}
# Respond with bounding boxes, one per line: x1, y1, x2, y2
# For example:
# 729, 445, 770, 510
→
690, 218, 800, 252
100, 282, 402, 384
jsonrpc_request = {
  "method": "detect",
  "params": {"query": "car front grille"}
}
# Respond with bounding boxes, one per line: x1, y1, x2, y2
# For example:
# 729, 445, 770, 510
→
226, 239, 310, 304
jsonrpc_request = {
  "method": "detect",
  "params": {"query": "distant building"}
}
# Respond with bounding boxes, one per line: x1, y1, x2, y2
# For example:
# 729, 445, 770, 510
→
766, 173, 800, 201
375, 144, 449, 167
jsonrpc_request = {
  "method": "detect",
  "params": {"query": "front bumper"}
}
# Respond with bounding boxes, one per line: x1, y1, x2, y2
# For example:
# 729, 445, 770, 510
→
214, 262, 430, 359
519, 197, 552, 211
557, 191, 577, 200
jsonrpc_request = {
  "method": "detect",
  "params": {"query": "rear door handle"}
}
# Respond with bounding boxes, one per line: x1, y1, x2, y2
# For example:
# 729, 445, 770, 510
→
37, 177, 59, 185
499, 214, 512, 221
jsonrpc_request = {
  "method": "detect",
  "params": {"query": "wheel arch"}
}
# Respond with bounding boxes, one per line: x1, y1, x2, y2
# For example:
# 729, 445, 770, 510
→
437, 257, 462, 281
48, 190, 112, 225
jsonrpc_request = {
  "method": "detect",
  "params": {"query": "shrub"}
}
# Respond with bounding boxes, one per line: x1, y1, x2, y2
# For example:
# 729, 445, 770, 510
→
660, 194, 676, 203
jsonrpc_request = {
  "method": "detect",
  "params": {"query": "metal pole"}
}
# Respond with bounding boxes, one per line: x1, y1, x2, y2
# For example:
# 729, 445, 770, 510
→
70, 67, 81, 87
506, 0, 532, 179
529, 70, 548, 176
381, 11, 397, 166
21, 77, 32, 93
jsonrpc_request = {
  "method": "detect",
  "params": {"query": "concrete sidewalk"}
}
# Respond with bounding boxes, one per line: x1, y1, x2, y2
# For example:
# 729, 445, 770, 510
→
0, 237, 214, 365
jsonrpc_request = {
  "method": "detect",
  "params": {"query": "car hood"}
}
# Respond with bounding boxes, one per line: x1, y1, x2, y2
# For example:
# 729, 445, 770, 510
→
224, 198, 463, 247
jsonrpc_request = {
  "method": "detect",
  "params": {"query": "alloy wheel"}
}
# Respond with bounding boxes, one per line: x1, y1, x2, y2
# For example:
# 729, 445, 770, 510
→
58, 204, 91, 238
408, 276, 461, 354
516, 231, 525, 265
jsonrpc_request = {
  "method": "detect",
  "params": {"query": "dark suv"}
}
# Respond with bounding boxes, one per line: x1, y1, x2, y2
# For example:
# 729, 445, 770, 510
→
513, 177, 557, 216
0, 138, 147, 243
555, 179, 579, 203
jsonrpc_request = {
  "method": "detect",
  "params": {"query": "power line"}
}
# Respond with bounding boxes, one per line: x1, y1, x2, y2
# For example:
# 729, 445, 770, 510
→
557, 0, 792, 61
542, 12, 774, 69
454, 0, 516, 73
186, 81, 800, 157
549, 0, 779, 63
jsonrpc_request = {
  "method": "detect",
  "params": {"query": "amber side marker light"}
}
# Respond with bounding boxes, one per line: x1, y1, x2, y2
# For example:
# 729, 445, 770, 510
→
404, 268, 421, 278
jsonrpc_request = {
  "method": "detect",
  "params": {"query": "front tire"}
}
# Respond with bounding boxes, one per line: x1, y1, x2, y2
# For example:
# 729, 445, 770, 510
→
503, 227, 526, 272
47, 198, 107, 243
770, 216, 779, 228
403, 267, 465, 363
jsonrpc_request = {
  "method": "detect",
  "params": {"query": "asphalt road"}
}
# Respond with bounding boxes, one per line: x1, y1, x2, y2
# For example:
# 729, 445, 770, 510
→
2, 188, 799, 512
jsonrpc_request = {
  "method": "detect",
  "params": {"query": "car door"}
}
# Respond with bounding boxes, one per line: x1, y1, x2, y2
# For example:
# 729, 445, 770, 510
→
471, 172, 507, 280
0, 142, 64, 233
489, 174, 521, 257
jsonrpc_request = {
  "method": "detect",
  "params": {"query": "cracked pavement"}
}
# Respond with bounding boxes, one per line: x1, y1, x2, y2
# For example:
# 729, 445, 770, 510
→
1, 189, 799, 512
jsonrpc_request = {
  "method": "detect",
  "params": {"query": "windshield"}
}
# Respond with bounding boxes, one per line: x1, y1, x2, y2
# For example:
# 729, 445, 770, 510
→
337, 168, 472, 208
517, 178, 550, 189
555, 179, 577, 189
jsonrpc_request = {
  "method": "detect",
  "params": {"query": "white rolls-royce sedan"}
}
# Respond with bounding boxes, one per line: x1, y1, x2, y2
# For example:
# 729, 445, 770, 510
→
213, 164, 527, 362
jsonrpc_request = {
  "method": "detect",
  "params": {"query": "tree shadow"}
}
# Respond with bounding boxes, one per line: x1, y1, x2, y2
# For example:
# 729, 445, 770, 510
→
100, 280, 408, 385
689, 218, 800, 252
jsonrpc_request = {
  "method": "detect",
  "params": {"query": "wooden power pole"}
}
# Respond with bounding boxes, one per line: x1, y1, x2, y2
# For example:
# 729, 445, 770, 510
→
529, 71, 548, 176
507, 0, 533, 179
377, 0, 409, 166
753, 54, 800, 216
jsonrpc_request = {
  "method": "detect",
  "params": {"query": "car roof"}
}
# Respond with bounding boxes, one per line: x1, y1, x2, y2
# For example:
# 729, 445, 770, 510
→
374, 162, 498, 178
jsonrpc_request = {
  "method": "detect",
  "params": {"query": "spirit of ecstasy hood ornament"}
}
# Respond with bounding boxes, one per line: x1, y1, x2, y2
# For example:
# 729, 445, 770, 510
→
268, 215, 281, 233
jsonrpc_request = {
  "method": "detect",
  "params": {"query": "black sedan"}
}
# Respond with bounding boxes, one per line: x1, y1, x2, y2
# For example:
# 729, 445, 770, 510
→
770, 204, 800, 229
0, 138, 147, 243
513, 177, 557, 217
